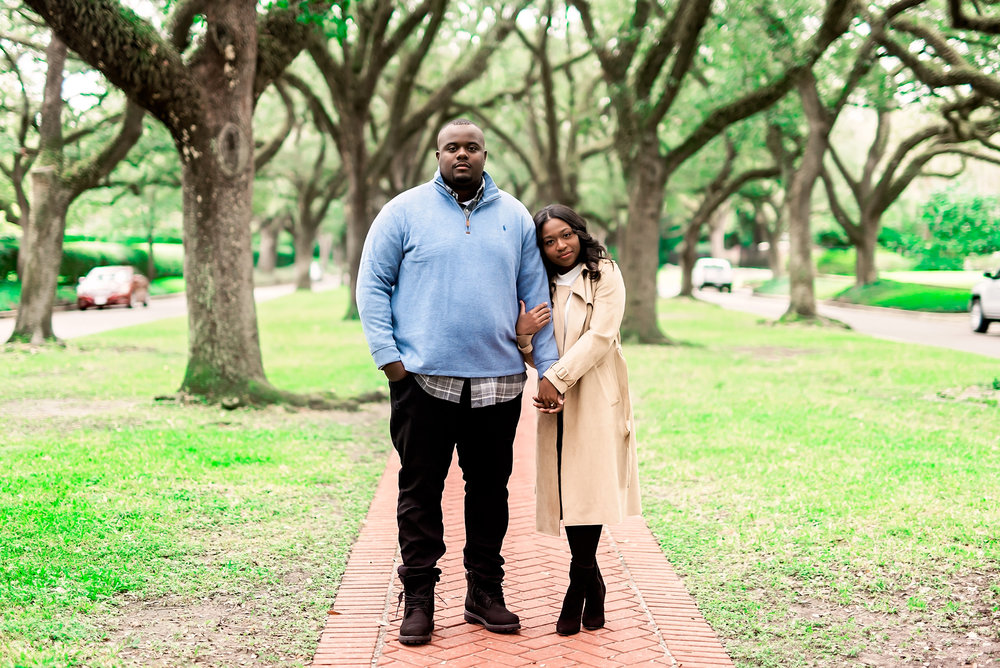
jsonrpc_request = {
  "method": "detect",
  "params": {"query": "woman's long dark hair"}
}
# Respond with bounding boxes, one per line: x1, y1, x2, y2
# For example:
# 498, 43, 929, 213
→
532, 204, 609, 280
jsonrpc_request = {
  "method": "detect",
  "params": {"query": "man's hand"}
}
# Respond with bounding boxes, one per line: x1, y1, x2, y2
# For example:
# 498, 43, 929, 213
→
533, 376, 564, 413
383, 361, 408, 382
516, 300, 551, 336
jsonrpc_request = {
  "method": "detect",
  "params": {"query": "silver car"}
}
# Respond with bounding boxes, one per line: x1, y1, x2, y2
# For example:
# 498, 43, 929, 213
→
970, 267, 1000, 333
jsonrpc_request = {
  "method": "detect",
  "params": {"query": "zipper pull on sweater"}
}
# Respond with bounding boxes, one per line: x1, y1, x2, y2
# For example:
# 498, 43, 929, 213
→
466, 215, 471, 234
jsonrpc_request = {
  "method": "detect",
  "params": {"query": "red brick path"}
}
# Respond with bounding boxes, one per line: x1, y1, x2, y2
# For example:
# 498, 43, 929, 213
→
313, 390, 734, 667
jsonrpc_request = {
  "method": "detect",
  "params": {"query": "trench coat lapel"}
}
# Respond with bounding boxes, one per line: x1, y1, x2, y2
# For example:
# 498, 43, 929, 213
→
563, 271, 592, 349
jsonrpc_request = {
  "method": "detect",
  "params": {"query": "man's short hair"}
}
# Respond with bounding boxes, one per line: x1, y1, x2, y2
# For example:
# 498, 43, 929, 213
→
437, 119, 484, 146
442, 118, 476, 131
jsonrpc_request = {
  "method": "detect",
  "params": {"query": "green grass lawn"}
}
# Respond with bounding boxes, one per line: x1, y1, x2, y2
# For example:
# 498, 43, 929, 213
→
639, 300, 999, 666
831, 278, 970, 312
751, 274, 855, 300
751, 273, 974, 313
0, 282, 77, 311
2, 290, 998, 666
0, 289, 388, 666
882, 270, 985, 289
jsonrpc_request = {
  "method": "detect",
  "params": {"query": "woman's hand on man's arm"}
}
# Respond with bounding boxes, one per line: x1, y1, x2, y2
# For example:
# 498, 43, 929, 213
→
516, 300, 551, 336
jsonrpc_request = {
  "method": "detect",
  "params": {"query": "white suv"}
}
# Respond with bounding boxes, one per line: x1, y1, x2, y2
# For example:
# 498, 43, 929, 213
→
970, 267, 1000, 333
692, 257, 733, 292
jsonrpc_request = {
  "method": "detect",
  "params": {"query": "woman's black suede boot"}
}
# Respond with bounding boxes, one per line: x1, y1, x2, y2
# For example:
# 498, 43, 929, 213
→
581, 562, 606, 630
556, 562, 592, 635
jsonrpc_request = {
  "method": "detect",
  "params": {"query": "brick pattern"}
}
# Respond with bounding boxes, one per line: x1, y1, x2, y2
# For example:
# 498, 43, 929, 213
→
313, 391, 733, 667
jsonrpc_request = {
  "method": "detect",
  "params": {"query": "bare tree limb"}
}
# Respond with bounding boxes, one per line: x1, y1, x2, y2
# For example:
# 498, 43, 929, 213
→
254, 80, 296, 171
948, 0, 1000, 34
65, 100, 145, 199
169, 0, 207, 51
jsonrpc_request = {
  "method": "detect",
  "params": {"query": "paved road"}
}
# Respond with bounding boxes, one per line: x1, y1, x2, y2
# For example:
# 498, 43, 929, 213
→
0, 282, 315, 341
7, 274, 1000, 360
693, 286, 1000, 359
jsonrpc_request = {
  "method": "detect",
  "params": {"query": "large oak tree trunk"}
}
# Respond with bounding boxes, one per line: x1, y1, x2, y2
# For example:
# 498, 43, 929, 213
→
7, 34, 144, 345
341, 123, 370, 320
293, 226, 316, 291
784, 74, 830, 320
255, 217, 283, 276
708, 202, 728, 258
9, 168, 69, 344
8, 35, 69, 345
678, 222, 701, 298
755, 203, 784, 277
179, 3, 268, 401
785, 176, 818, 318
854, 212, 880, 286
620, 143, 669, 342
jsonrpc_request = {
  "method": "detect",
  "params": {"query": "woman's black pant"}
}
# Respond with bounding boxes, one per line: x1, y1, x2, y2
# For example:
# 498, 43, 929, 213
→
388, 374, 522, 582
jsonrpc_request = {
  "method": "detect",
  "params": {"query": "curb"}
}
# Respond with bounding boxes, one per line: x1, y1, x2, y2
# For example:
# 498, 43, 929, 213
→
818, 298, 968, 321
0, 292, 180, 320
739, 289, 968, 321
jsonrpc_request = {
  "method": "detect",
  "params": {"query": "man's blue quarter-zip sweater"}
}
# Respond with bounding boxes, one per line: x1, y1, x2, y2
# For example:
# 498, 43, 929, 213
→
357, 170, 558, 380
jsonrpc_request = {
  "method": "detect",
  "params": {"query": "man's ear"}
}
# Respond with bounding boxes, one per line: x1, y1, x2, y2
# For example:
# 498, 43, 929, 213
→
435, 150, 440, 160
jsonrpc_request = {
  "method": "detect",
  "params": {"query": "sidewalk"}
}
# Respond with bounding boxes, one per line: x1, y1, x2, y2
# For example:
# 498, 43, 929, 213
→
313, 390, 734, 667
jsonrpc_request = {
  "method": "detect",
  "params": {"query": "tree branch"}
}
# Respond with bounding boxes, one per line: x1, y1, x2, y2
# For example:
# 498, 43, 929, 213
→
662, 0, 856, 178
255, 2, 335, 101
880, 16, 1000, 100
281, 72, 340, 140
254, 80, 296, 171
827, 143, 862, 203
368, 1, 529, 178
169, 0, 207, 51
948, 0, 1000, 34
65, 100, 145, 198
648, 0, 713, 125
819, 165, 860, 239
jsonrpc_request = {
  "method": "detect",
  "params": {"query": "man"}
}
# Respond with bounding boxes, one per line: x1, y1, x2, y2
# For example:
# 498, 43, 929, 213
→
357, 119, 558, 645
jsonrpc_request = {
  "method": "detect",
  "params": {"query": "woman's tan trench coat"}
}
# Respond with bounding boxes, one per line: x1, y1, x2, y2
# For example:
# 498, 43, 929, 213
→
520, 259, 642, 536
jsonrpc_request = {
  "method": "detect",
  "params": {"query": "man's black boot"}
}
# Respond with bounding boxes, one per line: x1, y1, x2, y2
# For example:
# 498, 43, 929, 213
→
398, 571, 439, 645
463, 572, 520, 633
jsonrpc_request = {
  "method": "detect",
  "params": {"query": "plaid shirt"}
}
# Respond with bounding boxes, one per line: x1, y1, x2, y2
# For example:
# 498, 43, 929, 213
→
414, 373, 527, 407
415, 178, 524, 407
443, 179, 486, 221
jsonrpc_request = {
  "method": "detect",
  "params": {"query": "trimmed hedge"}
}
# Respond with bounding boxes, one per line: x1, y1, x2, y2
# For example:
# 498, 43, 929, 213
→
60, 241, 147, 283
831, 278, 970, 313
816, 247, 916, 275
0, 239, 16, 279
0, 240, 187, 283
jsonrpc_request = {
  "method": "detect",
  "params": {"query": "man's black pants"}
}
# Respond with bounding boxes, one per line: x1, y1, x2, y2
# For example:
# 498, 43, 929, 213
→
388, 375, 522, 582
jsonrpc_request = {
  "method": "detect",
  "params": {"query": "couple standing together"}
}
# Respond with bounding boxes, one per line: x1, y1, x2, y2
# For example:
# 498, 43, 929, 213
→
357, 119, 642, 645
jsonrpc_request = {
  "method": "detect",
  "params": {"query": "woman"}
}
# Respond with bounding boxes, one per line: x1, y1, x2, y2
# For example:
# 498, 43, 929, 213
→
517, 204, 642, 636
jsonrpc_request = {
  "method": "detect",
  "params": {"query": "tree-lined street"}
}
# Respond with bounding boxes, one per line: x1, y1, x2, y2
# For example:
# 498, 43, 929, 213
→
698, 285, 999, 357
0, 280, 331, 342
4, 1, 1000, 666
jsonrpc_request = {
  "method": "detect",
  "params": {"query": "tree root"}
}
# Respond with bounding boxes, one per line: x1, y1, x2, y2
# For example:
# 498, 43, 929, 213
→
156, 385, 387, 411
772, 312, 851, 329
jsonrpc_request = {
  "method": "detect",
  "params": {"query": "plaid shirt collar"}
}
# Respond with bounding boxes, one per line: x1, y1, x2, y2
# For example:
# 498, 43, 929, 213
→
443, 179, 486, 216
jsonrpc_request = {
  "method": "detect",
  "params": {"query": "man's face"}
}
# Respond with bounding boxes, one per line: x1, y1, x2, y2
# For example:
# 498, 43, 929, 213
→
436, 124, 487, 191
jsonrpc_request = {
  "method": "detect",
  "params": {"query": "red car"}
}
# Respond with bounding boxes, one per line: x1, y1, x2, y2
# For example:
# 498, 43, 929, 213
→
76, 265, 150, 310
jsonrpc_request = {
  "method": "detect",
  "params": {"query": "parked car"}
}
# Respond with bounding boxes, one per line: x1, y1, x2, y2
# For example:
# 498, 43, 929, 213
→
76, 265, 150, 310
970, 266, 1000, 333
692, 257, 733, 292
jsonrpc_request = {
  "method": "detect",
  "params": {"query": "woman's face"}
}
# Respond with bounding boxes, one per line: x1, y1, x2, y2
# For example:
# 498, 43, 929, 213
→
540, 218, 581, 272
